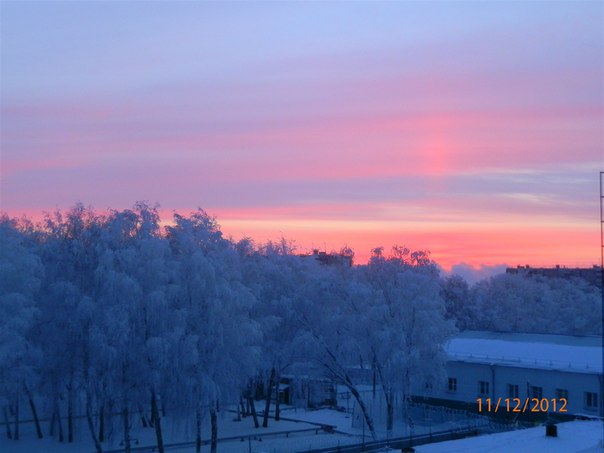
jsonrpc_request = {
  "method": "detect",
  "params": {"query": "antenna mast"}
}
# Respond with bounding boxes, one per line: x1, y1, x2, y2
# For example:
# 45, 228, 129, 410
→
599, 171, 603, 418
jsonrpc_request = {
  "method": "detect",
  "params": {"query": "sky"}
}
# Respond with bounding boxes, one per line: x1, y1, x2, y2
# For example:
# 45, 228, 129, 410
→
1, 1, 602, 271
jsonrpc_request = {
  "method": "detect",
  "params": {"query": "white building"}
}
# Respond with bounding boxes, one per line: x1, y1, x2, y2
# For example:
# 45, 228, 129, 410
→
432, 331, 602, 418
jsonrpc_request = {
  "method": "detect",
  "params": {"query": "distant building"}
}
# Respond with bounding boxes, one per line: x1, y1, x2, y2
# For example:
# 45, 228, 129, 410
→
430, 331, 603, 418
299, 249, 353, 267
506, 265, 602, 288
287, 331, 603, 420
278, 375, 337, 408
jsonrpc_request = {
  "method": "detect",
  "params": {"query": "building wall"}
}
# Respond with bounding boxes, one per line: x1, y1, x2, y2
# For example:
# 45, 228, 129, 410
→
437, 360, 601, 416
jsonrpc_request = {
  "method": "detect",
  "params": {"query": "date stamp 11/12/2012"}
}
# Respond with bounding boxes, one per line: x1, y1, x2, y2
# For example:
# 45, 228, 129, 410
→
476, 397, 568, 413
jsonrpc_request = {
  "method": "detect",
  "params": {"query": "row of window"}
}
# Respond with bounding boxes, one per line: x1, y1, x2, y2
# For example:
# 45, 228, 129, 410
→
447, 377, 598, 409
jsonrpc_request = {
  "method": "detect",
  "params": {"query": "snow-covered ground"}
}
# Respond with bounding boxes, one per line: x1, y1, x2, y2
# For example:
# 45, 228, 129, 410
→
1, 407, 360, 453
415, 420, 604, 453
0, 404, 488, 453
3, 406, 601, 453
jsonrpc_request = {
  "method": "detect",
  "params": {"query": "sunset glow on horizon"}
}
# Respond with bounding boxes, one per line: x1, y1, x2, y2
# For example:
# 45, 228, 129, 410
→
1, 2, 602, 273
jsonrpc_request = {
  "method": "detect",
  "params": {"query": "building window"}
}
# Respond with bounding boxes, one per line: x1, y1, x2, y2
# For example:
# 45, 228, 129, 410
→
585, 392, 598, 410
448, 377, 457, 392
530, 386, 543, 399
479, 381, 489, 395
555, 389, 568, 400
507, 384, 519, 399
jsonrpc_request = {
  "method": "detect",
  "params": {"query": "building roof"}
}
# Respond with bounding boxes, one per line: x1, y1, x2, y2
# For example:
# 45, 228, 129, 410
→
506, 265, 602, 288
445, 331, 602, 374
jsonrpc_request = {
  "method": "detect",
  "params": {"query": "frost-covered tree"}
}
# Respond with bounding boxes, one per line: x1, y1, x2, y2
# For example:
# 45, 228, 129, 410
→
295, 265, 380, 440
459, 273, 601, 335
0, 216, 43, 440
166, 209, 261, 453
243, 242, 306, 427
34, 205, 106, 445
545, 277, 601, 335
360, 246, 454, 436
441, 274, 472, 329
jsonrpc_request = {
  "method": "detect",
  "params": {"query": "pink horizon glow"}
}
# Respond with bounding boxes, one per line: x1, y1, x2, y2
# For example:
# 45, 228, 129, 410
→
1, 205, 598, 272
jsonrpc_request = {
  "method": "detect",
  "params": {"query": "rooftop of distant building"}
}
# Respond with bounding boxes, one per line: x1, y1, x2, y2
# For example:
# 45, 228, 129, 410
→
446, 331, 602, 374
506, 265, 602, 287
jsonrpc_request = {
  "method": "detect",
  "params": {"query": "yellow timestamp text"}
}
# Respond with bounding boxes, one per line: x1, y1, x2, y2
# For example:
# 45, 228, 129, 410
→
476, 397, 568, 413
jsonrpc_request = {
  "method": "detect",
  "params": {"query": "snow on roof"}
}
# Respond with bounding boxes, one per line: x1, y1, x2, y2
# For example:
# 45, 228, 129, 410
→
445, 331, 602, 374
414, 420, 603, 453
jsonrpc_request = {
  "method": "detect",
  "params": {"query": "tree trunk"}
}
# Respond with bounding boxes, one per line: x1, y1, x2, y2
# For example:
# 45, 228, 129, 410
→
386, 399, 394, 437
262, 368, 275, 428
14, 398, 19, 440
403, 394, 414, 438
195, 408, 202, 453
346, 383, 377, 440
122, 406, 131, 453
150, 391, 165, 453
274, 374, 281, 421
139, 405, 149, 428
85, 392, 103, 453
210, 408, 218, 453
372, 364, 376, 399
240, 396, 246, 418
27, 392, 43, 439
56, 402, 64, 442
67, 390, 74, 443
48, 406, 56, 437
240, 395, 251, 417
247, 396, 259, 428
98, 402, 105, 442
374, 358, 395, 441
3, 406, 12, 439
312, 331, 377, 440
